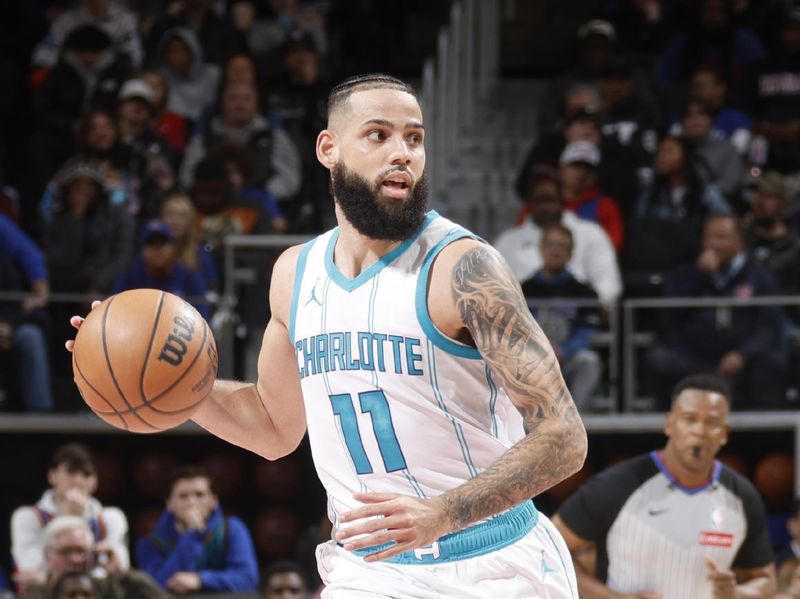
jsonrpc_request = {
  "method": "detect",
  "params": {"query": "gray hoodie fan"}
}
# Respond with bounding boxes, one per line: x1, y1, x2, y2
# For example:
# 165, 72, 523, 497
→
157, 27, 220, 120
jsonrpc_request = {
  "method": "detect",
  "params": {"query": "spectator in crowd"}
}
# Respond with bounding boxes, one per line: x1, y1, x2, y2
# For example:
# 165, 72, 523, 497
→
553, 374, 777, 598
11, 444, 129, 592
260, 560, 308, 599
135, 466, 259, 595
243, 0, 328, 83
51, 571, 97, 599
115, 79, 177, 222
680, 97, 747, 206
181, 80, 301, 205
138, 69, 189, 157
155, 28, 221, 121
741, 7, 800, 173
745, 171, 800, 297
538, 19, 657, 139
494, 165, 622, 306
217, 142, 288, 233
159, 193, 219, 293
190, 156, 269, 253
670, 67, 751, 154
31, 0, 142, 70
559, 140, 625, 252
657, 0, 765, 98
112, 220, 210, 319
624, 135, 731, 295
145, 0, 246, 67
645, 214, 788, 409
24, 516, 166, 599
26, 25, 132, 212
521, 225, 602, 412
267, 30, 332, 232
41, 162, 134, 295
0, 214, 53, 412
776, 499, 800, 593
41, 109, 139, 224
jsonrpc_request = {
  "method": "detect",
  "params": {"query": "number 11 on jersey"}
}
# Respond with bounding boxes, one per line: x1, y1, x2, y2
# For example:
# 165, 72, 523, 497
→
330, 390, 407, 475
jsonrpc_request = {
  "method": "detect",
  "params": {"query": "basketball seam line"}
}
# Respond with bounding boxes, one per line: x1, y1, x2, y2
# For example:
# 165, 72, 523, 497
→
73, 354, 128, 431
139, 290, 166, 409
101, 295, 159, 431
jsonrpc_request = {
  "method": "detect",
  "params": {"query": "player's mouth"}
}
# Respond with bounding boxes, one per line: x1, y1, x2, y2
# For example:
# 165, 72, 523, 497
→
380, 173, 412, 199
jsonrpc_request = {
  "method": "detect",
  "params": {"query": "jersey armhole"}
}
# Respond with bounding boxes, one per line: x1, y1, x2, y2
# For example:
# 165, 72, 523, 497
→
288, 239, 317, 342
414, 229, 483, 359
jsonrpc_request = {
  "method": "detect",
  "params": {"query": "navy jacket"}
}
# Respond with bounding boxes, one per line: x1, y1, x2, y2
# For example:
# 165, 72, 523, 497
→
662, 255, 784, 361
134, 506, 258, 592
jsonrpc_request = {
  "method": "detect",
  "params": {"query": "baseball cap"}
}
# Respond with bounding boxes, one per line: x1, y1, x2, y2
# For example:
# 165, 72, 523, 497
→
118, 79, 154, 106
559, 141, 601, 167
755, 171, 787, 199
139, 220, 176, 244
578, 19, 616, 43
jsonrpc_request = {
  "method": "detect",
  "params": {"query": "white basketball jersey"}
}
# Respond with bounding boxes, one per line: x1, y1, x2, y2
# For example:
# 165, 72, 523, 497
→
290, 211, 526, 526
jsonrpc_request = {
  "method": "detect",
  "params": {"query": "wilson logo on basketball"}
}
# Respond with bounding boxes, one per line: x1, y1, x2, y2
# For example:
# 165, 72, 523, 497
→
158, 309, 197, 366
699, 532, 734, 547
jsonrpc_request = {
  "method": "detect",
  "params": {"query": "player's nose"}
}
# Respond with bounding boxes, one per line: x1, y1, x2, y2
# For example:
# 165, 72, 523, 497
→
388, 135, 412, 165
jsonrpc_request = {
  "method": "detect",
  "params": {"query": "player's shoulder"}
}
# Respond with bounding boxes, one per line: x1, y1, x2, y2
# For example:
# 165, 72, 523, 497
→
269, 243, 308, 319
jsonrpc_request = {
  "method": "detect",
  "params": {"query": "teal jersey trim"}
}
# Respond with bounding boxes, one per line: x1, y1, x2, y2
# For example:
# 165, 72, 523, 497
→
346, 500, 539, 564
325, 211, 439, 292
289, 238, 317, 342
415, 228, 482, 359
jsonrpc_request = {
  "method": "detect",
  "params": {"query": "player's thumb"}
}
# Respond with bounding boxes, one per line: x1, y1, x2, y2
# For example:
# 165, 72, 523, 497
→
704, 555, 718, 571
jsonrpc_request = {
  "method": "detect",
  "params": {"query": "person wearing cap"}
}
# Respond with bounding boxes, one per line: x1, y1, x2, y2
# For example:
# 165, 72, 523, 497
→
741, 6, 800, 173
111, 220, 210, 319
495, 164, 622, 307
116, 79, 177, 221
559, 140, 625, 252
11, 444, 130, 593
745, 171, 800, 299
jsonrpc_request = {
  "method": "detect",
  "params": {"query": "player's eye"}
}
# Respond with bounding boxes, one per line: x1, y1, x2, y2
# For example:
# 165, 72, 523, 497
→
366, 130, 386, 141
407, 132, 423, 144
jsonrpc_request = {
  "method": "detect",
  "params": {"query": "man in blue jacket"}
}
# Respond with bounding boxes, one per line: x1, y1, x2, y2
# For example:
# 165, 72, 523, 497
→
135, 466, 259, 594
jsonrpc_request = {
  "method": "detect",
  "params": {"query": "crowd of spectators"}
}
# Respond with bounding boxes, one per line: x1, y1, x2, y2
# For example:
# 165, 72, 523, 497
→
0, 1, 799, 417
498, 0, 800, 411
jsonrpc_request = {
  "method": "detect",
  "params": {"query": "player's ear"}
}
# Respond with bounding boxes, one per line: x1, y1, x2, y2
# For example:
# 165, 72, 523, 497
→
316, 129, 338, 170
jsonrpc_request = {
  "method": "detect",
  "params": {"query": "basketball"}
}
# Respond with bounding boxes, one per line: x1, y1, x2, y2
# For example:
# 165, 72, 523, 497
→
72, 289, 218, 433
754, 452, 794, 508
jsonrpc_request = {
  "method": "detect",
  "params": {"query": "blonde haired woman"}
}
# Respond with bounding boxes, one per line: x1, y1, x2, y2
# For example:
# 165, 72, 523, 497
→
160, 192, 219, 292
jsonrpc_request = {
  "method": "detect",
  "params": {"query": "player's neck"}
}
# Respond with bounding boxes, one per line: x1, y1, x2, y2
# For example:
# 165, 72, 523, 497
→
657, 448, 715, 488
333, 210, 403, 278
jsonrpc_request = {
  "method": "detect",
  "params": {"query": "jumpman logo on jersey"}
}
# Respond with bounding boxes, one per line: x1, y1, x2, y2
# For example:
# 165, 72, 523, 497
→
541, 550, 559, 580
305, 277, 322, 306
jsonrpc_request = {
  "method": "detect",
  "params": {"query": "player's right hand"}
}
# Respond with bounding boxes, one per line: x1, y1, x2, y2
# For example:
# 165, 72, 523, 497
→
65, 300, 102, 352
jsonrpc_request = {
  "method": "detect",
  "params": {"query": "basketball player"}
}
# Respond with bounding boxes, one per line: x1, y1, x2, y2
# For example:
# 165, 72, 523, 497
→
70, 74, 587, 597
553, 374, 776, 598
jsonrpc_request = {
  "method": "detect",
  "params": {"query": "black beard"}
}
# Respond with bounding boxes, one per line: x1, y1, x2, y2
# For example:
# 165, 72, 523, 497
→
331, 162, 429, 241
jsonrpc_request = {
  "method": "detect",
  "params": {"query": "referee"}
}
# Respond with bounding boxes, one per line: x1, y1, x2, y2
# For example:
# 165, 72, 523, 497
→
553, 374, 777, 598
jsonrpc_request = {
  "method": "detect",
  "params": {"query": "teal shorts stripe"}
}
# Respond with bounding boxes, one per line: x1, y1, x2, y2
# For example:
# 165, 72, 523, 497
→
345, 500, 539, 565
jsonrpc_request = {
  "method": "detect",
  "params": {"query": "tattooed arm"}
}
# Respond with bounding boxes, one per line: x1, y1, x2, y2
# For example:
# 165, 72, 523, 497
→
336, 239, 587, 560
435, 239, 587, 528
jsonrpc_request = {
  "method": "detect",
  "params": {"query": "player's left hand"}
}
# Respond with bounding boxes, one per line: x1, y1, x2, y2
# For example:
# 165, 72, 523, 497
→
705, 556, 736, 599
336, 492, 451, 562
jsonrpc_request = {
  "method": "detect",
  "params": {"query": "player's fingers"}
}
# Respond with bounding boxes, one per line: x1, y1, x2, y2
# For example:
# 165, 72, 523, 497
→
65, 339, 75, 352
339, 500, 397, 523
91, 300, 101, 309
343, 527, 413, 552
336, 514, 409, 542
70, 315, 85, 330
363, 539, 417, 563
351, 492, 400, 503
704, 555, 718, 571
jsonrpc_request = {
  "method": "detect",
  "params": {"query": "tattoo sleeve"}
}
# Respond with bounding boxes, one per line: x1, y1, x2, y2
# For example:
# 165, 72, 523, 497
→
439, 245, 587, 530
